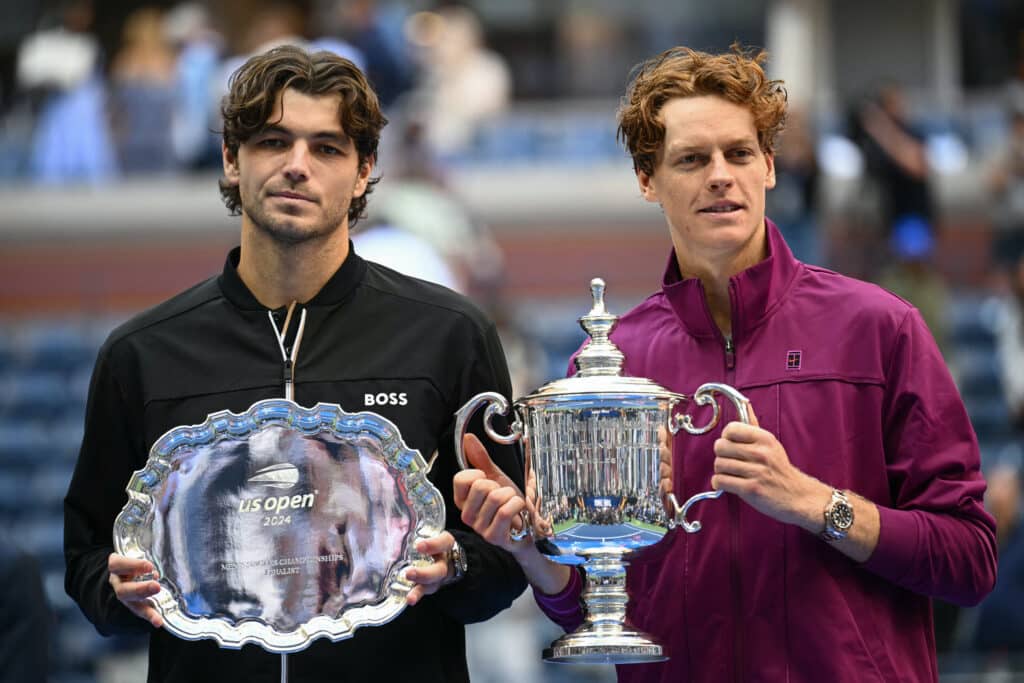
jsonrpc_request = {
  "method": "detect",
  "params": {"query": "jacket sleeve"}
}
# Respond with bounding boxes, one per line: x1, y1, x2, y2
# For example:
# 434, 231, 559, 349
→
862, 308, 998, 606
63, 342, 153, 636
532, 565, 585, 632
426, 320, 529, 623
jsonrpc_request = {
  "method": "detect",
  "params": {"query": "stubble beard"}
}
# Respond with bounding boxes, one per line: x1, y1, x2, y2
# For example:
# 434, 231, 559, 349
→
243, 193, 348, 247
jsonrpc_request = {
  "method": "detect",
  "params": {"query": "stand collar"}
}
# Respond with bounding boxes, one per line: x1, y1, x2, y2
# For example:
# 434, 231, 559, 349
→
218, 241, 368, 311
661, 219, 801, 341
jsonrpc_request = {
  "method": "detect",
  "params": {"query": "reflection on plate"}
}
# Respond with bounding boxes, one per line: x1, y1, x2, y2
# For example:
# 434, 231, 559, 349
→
114, 399, 445, 652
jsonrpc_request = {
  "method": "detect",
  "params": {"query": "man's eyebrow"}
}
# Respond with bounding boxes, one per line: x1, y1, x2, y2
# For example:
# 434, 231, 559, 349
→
257, 125, 351, 144
723, 136, 759, 148
666, 137, 758, 153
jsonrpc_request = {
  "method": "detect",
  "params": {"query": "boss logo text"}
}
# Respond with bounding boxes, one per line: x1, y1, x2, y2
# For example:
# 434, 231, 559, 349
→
364, 392, 408, 406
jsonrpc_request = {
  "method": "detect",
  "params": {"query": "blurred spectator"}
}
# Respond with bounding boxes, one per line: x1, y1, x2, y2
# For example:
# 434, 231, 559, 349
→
972, 460, 1024, 654
16, 0, 117, 184
766, 106, 821, 264
988, 106, 1024, 275
163, 2, 224, 169
0, 529, 51, 683
556, 10, 629, 98
352, 223, 461, 291
876, 215, 950, 359
215, 3, 364, 117
854, 83, 934, 240
108, 7, 177, 174
995, 250, 1024, 430
327, 0, 415, 108
1007, 30, 1024, 116
404, 6, 511, 156
375, 119, 504, 297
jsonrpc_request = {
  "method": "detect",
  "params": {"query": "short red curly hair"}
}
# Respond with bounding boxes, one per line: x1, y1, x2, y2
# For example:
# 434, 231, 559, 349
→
618, 44, 788, 176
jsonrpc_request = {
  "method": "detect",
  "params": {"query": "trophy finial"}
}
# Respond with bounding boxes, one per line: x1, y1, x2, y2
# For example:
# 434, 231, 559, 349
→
590, 278, 607, 314
576, 277, 624, 377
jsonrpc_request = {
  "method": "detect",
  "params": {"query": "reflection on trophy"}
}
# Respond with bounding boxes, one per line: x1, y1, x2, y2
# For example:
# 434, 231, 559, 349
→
454, 278, 752, 664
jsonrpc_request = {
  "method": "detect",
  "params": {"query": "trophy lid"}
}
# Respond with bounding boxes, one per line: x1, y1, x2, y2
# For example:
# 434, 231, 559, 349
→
520, 278, 682, 402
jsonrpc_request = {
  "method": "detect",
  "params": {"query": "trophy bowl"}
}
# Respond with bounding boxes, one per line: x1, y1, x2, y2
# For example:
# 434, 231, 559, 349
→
454, 279, 750, 664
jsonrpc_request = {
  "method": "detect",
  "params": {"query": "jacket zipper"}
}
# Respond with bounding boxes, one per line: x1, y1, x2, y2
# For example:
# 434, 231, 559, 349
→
697, 277, 743, 681
724, 336, 736, 370
725, 285, 742, 683
283, 358, 294, 402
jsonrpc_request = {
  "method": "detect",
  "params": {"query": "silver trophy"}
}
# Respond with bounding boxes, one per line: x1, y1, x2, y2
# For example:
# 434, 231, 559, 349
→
454, 278, 751, 664
114, 399, 445, 654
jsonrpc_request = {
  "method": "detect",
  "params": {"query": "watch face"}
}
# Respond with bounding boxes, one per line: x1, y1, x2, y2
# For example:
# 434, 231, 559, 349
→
830, 501, 854, 530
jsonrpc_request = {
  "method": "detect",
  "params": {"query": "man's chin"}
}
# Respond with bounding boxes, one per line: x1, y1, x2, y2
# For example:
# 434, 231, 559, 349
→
255, 219, 337, 246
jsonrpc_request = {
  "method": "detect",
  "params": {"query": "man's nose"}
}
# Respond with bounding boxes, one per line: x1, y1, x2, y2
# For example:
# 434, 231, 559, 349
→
283, 141, 311, 183
706, 153, 734, 191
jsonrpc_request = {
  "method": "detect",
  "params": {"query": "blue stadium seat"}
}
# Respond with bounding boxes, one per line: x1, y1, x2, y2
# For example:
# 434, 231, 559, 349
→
20, 321, 99, 374
0, 420, 52, 465
955, 347, 1004, 398
0, 371, 71, 419
964, 396, 1014, 441
31, 464, 76, 510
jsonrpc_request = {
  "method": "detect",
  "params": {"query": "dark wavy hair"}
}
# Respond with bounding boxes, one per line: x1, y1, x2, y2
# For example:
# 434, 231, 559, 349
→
218, 45, 388, 227
618, 43, 788, 177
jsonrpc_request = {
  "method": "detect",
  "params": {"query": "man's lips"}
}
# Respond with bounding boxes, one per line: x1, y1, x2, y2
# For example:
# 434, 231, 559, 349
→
699, 201, 743, 213
270, 191, 315, 203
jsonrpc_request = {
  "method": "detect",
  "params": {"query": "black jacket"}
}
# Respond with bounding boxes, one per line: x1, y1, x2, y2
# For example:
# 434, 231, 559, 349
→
64, 246, 528, 682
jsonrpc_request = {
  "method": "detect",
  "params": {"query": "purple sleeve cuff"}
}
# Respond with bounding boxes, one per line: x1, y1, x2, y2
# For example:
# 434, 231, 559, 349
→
532, 566, 585, 632
861, 505, 918, 583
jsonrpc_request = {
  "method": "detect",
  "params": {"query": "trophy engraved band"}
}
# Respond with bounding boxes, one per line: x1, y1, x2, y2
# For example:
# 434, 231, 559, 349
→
114, 399, 445, 653
454, 278, 752, 664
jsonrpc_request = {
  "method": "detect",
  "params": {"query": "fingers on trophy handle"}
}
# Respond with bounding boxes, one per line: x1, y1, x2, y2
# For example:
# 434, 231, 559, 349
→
510, 510, 532, 542
669, 383, 751, 532
453, 392, 534, 543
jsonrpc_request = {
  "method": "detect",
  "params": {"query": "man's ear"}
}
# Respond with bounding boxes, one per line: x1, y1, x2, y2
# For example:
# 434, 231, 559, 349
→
222, 143, 240, 186
637, 169, 658, 203
764, 152, 776, 191
353, 158, 374, 198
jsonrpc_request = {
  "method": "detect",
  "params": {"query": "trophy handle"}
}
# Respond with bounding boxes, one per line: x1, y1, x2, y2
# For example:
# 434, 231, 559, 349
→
669, 383, 752, 533
454, 392, 532, 541
672, 382, 751, 435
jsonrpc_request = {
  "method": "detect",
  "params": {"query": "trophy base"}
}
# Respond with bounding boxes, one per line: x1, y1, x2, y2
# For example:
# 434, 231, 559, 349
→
543, 627, 667, 665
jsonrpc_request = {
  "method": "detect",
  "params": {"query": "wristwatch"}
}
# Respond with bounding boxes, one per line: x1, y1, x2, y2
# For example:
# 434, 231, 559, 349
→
444, 538, 468, 585
821, 489, 854, 542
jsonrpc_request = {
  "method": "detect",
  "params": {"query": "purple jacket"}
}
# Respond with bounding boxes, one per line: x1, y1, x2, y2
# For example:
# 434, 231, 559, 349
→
535, 221, 997, 682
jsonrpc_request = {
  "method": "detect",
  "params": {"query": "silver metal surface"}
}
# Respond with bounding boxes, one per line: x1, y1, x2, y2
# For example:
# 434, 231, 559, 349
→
114, 399, 445, 653
454, 277, 752, 664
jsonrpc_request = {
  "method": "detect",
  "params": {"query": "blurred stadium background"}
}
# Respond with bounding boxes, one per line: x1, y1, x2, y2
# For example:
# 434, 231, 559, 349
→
2, 0, 1024, 681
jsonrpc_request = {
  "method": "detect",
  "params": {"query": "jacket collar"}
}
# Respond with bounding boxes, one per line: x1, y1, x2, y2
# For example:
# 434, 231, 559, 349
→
661, 218, 801, 341
218, 242, 368, 311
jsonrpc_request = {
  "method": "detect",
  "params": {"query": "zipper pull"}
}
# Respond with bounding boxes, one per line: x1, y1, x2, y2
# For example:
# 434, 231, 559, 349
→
283, 358, 294, 401
724, 336, 736, 370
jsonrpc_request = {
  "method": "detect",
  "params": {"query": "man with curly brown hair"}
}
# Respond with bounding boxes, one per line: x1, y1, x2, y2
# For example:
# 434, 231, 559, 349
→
64, 45, 526, 682
455, 45, 996, 681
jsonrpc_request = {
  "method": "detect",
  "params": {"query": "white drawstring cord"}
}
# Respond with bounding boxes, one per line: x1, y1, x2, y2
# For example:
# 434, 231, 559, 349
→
268, 305, 307, 402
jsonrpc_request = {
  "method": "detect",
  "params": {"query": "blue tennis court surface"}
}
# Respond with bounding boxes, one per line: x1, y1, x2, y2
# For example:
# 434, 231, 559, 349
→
558, 522, 664, 545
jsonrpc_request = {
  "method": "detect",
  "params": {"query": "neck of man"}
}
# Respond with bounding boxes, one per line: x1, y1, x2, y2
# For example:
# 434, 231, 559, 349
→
672, 222, 767, 338
236, 218, 350, 310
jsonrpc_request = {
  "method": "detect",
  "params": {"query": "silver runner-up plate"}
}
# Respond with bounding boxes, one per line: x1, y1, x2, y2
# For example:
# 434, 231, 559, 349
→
113, 399, 446, 653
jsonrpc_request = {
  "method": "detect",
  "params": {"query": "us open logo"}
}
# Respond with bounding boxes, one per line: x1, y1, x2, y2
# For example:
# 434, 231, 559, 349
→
238, 463, 317, 512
